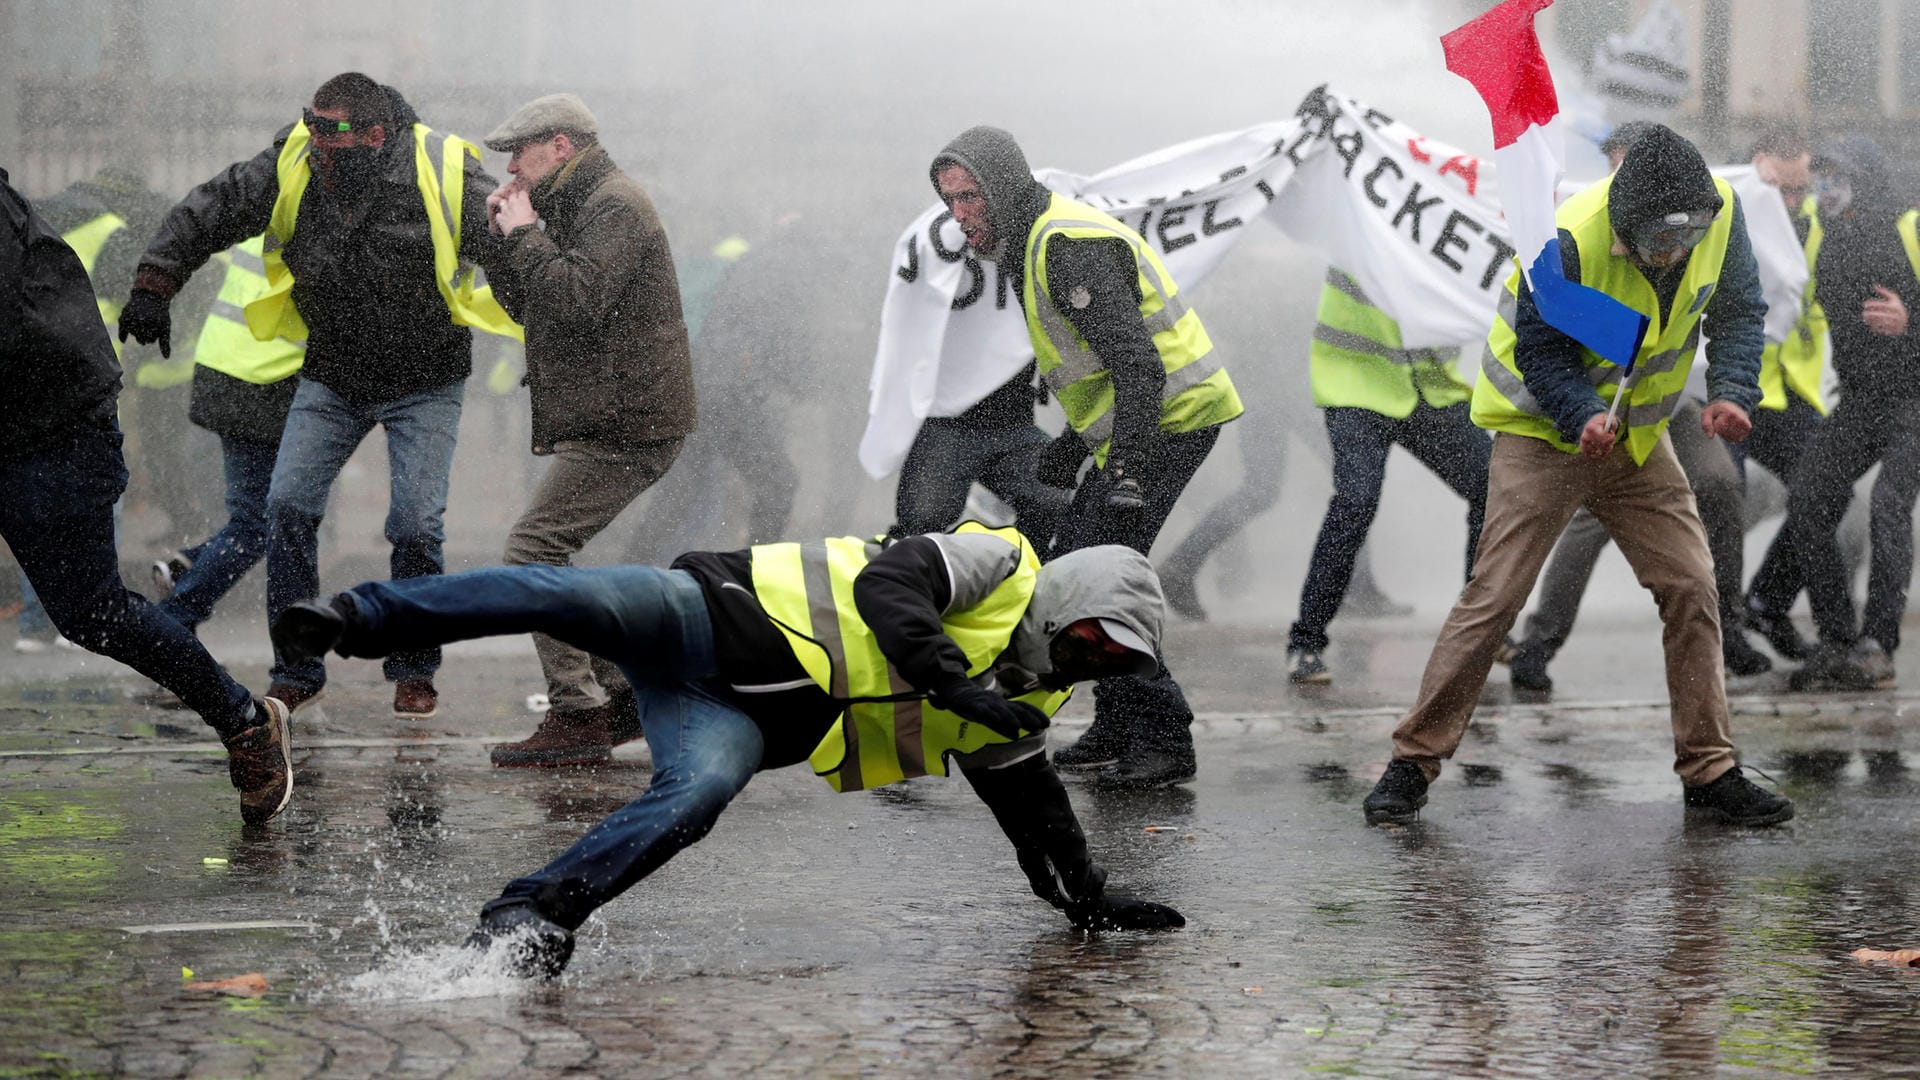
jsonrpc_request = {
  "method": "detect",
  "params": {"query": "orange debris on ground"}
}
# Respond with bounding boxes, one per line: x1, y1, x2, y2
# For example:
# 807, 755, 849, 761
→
183, 973, 271, 997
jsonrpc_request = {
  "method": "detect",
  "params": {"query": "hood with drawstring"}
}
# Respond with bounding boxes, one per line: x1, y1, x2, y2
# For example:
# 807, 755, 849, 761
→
929, 126, 1052, 264
1009, 545, 1165, 680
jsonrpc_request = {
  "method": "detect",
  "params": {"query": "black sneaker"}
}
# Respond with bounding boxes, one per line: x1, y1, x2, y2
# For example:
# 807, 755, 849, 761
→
1053, 717, 1129, 771
1851, 637, 1897, 689
150, 552, 192, 596
1363, 759, 1430, 825
465, 904, 575, 979
1286, 647, 1331, 684
1747, 604, 1812, 661
1085, 749, 1196, 790
1722, 629, 1773, 677
271, 597, 349, 664
224, 697, 293, 826
1509, 645, 1554, 693
1683, 766, 1794, 826
1788, 643, 1875, 692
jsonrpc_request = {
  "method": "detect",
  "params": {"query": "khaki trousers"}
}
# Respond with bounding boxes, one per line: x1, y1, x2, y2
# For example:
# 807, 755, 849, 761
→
505, 437, 683, 711
1390, 432, 1738, 786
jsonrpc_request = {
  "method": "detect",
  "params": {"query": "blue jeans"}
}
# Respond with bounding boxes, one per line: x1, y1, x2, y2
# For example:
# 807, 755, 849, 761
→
334, 564, 761, 930
159, 434, 278, 631
1290, 402, 1491, 653
0, 424, 254, 735
266, 378, 464, 690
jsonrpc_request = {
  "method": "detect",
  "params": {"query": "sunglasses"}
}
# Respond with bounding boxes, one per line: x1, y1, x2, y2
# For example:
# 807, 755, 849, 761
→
1630, 209, 1714, 255
302, 109, 356, 136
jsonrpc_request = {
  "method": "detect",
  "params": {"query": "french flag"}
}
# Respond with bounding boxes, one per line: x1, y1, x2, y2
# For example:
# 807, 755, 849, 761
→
1442, 0, 1648, 369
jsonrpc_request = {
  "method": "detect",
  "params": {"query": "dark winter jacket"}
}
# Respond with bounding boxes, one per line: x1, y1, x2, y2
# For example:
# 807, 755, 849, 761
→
188, 364, 297, 445
490, 144, 694, 451
0, 169, 122, 461
1511, 128, 1765, 444
1812, 136, 1920, 401
135, 85, 507, 405
931, 126, 1169, 463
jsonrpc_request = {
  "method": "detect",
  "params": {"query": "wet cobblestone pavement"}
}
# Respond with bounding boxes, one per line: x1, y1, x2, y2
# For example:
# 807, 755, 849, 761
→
2, 617, 1917, 1077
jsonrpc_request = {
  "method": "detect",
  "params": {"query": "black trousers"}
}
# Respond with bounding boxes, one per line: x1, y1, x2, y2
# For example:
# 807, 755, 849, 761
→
1052, 425, 1220, 758
1740, 394, 1824, 618
1782, 395, 1920, 649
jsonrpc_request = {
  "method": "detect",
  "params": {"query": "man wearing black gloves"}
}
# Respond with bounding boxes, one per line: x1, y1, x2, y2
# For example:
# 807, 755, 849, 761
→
1779, 136, 1920, 690
1, 168, 292, 826
271, 523, 1184, 978
120, 72, 515, 720
930, 126, 1244, 790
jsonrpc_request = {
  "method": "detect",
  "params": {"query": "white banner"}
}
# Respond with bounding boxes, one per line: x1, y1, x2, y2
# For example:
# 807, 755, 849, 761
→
861, 85, 1806, 479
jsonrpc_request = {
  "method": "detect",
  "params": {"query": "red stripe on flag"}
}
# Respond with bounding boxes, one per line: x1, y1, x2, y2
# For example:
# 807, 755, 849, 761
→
1441, 0, 1559, 150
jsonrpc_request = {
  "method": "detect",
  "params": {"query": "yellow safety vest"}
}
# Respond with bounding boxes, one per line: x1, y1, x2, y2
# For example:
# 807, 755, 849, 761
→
1472, 173, 1737, 465
1309, 267, 1470, 417
1021, 193, 1243, 465
750, 523, 1071, 793
249, 120, 523, 344
1758, 195, 1827, 413
61, 213, 129, 360
193, 236, 306, 385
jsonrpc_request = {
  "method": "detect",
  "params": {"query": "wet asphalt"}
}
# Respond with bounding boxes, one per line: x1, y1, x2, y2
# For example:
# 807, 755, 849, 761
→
1, 612, 1916, 1078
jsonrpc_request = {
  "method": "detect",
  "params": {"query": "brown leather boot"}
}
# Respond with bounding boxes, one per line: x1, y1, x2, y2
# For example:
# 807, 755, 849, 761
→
393, 679, 439, 719
489, 704, 614, 767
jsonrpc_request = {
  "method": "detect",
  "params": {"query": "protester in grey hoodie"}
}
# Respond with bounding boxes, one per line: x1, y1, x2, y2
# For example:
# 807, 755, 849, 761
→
268, 525, 1187, 979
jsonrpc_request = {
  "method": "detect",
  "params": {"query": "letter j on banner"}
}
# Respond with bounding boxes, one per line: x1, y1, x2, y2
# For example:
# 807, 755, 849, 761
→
1442, 0, 1648, 368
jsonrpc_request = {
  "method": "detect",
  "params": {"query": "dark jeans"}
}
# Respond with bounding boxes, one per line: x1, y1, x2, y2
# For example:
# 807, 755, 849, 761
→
1784, 396, 1920, 650
1741, 394, 1824, 618
266, 378, 463, 691
1289, 403, 1491, 653
1052, 425, 1220, 757
159, 434, 278, 631
0, 424, 253, 736
893, 418, 1070, 544
331, 564, 749, 932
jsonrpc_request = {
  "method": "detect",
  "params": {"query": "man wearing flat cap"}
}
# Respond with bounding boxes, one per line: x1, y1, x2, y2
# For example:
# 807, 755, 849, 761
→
482, 92, 697, 766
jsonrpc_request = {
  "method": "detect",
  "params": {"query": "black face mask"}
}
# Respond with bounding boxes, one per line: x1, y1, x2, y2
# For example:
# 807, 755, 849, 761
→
321, 145, 382, 195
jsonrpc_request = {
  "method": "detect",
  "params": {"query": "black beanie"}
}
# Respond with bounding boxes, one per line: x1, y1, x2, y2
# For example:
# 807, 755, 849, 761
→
1608, 123, 1722, 238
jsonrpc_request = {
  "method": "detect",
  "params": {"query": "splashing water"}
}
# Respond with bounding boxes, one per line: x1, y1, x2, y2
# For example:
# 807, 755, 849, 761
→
333, 929, 559, 1003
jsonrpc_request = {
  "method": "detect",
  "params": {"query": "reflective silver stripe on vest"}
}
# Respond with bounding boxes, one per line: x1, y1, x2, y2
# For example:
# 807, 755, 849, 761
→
799, 544, 859, 791
229, 248, 266, 276
1479, 340, 1544, 417
1320, 268, 1455, 365
1075, 358, 1224, 450
885, 666, 925, 778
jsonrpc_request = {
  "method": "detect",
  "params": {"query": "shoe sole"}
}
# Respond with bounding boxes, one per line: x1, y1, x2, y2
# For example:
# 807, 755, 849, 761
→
1364, 795, 1426, 826
395, 706, 440, 720
248, 698, 296, 826
1288, 671, 1332, 685
1053, 755, 1121, 772
1086, 768, 1196, 791
1686, 803, 1795, 827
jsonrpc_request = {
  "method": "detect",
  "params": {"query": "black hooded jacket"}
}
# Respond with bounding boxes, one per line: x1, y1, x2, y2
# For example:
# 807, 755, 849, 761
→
930, 126, 1167, 461
0, 169, 122, 460
1812, 136, 1920, 401
137, 84, 507, 405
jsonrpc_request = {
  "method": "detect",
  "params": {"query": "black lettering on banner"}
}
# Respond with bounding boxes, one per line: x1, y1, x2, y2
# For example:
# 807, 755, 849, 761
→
995, 259, 1010, 309
1132, 210, 1153, 237
1284, 127, 1316, 167
1392, 182, 1444, 243
897, 234, 920, 283
1219, 165, 1248, 183
953, 257, 985, 310
1201, 199, 1242, 236
1157, 204, 1197, 252
1481, 233, 1519, 290
1255, 180, 1276, 203
1333, 129, 1363, 178
1431, 210, 1484, 273
1362, 156, 1403, 209
928, 210, 966, 263
1361, 108, 1395, 130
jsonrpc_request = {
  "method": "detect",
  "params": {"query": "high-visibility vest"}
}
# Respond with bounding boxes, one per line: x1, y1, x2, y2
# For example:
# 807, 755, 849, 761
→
1020, 193, 1243, 465
1472, 173, 1737, 465
192, 235, 305, 386
1309, 267, 1470, 417
1758, 195, 1827, 413
749, 522, 1071, 793
249, 120, 523, 344
61, 212, 129, 360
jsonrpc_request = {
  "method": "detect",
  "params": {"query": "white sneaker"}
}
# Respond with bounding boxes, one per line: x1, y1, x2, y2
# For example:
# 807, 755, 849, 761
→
14, 637, 50, 654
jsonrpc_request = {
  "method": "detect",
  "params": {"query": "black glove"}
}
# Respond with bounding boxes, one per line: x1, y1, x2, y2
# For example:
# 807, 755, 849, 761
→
118, 289, 173, 358
932, 680, 1050, 740
1036, 431, 1088, 489
1072, 892, 1186, 931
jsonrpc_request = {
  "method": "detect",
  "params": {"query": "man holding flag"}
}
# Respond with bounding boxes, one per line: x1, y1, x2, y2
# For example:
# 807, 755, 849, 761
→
1362, 0, 1793, 828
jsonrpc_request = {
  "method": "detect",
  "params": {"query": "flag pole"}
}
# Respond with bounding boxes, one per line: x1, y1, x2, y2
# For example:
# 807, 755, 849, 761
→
1604, 369, 1635, 432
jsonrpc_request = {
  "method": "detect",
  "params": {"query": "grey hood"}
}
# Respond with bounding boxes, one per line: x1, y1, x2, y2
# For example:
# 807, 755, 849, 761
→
930, 125, 1052, 263
1009, 545, 1165, 678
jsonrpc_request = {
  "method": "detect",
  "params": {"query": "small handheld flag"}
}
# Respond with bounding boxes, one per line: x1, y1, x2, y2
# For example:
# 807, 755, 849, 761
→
1442, 0, 1650, 382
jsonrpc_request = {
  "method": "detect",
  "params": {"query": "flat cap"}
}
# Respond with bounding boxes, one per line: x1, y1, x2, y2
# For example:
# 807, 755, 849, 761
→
484, 93, 598, 152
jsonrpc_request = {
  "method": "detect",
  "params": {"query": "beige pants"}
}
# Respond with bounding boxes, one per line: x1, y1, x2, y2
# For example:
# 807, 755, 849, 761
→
505, 437, 683, 712
1390, 432, 1738, 786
